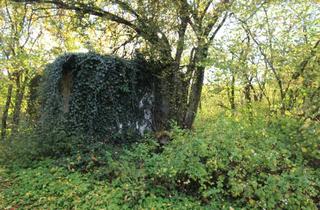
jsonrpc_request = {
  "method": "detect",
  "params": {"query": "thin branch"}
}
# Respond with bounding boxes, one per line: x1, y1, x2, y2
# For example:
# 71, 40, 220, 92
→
203, 0, 231, 37
209, 11, 228, 42
112, 0, 140, 19
199, 1, 212, 21
239, 18, 284, 98
285, 39, 320, 95
21, 7, 35, 48
111, 34, 137, 54
292, 39, 320, 80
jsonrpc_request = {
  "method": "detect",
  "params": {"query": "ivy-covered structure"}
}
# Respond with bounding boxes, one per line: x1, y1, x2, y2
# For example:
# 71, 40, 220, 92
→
41, 52, 154, 141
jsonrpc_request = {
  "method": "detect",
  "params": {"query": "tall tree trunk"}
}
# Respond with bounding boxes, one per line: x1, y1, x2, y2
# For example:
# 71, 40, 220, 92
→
1, 84, 13, 141
183, 45, 209, 128
184, 66, 205, 128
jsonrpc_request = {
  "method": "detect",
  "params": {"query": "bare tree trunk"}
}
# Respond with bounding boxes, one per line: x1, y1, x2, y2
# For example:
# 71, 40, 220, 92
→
1, 84, 13, 141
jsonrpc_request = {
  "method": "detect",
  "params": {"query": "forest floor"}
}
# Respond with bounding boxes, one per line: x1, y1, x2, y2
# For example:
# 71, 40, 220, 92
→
0, 101, 319, 209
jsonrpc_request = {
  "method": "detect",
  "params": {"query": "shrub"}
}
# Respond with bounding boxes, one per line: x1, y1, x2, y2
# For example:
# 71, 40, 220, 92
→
1, 111, 319, 209
144, 113, 320, 209
0, 124, 78, 168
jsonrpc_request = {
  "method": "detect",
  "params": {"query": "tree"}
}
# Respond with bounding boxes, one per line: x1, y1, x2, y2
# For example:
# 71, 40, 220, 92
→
14, 0, 234, 130
0, 0, 43, 140
238, 1, 319, 115
207, 0, 319, 117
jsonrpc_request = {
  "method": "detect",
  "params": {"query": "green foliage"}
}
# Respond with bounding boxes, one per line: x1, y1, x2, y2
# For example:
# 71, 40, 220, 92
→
41, 52, 152, 142
148, 113, 319, 209
1, 109, 319, 209
1, 1, 319, 209
0, 160, 95, 209
0, 127, 40, 167
0, 124, 78, 167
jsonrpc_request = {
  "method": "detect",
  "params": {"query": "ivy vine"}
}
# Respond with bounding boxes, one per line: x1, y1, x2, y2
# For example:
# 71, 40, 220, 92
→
40, 52, 153, 143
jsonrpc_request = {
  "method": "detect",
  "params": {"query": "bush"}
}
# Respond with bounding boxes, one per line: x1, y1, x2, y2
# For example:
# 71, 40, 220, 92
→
0, 111, 319, 209
143, 113, 320, 209
0, 124, 78, 167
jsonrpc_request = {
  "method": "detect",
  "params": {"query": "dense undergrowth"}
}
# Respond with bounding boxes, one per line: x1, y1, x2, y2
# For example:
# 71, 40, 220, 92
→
0, 103, 319, 209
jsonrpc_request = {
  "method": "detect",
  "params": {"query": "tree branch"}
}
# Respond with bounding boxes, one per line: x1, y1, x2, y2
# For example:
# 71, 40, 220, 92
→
15, 0, 142, 33
203, 0, 231, 37
174, 1, 189, 64
209, 11, 228, 42
112, 0, 140, 19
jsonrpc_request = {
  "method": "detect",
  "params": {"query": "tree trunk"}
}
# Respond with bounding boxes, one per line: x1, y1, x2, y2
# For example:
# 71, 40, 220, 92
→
152, 62, 188, 131
11, 84, 26, 134
243, 84, 251, 104
1, 84, 13, 141
27, 74, 42, 121
184, 67, 205, 128
183, 45, 209, 128
152, 70, 172, 131
229, 75, 236, 110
